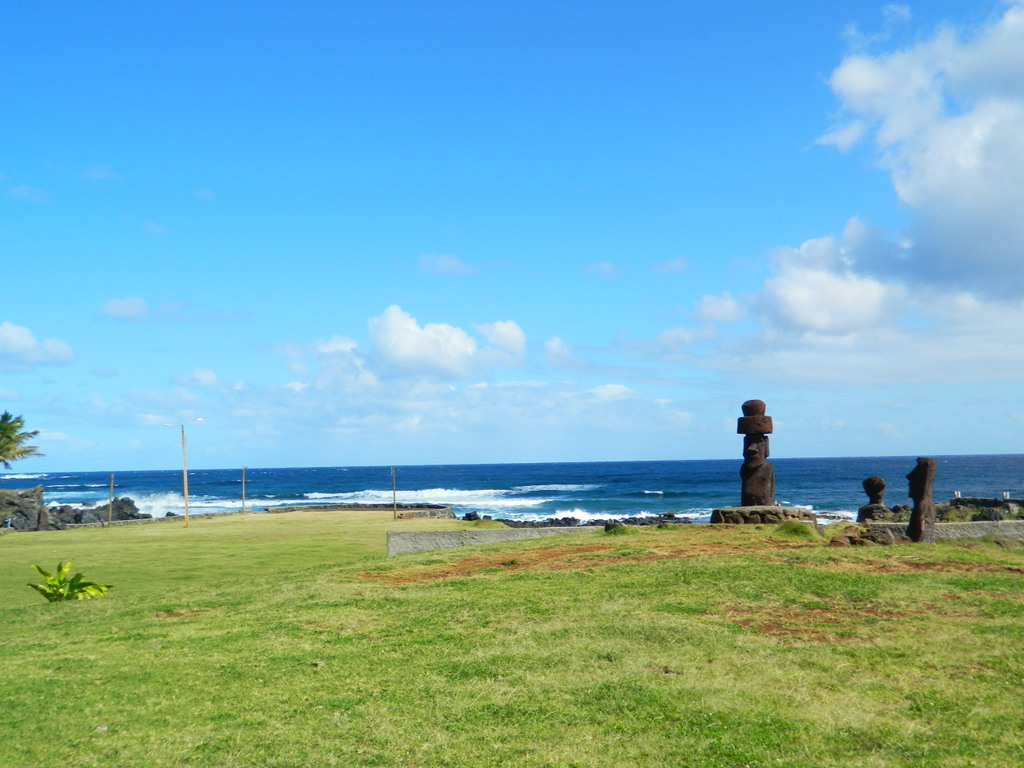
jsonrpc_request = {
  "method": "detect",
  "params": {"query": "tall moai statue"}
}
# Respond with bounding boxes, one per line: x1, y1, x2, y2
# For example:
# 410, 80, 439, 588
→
737, 399, 776, 506
905, 457, 937, 543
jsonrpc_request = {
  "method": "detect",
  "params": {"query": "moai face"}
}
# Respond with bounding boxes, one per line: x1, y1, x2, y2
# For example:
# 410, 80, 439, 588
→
906, 458, 936, 503
743, 434, 770, 466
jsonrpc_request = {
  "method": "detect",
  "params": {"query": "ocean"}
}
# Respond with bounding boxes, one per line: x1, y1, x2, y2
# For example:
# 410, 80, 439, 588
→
3, 455, 1022, 524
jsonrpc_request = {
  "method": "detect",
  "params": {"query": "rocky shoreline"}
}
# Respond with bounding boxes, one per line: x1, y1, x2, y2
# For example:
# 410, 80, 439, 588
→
1, 486, 152, 531
463, 512, 692, 528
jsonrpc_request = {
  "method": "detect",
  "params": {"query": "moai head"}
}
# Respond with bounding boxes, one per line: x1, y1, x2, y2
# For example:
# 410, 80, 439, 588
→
862, 475, 886, 505
738, 400, 773, 465
743, 434, 770, 466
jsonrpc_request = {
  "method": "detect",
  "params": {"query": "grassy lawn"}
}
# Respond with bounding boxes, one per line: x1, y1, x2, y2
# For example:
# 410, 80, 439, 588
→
2, 512, 1023, 767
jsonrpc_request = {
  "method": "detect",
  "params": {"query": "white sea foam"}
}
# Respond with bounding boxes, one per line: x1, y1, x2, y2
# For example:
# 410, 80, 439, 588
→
539, 507, 660, 522
128, 492, 245, 518
1, 473, 47, 480
643, 490, 664, 495
304, 487, 550, 508
514, 484, 600, 492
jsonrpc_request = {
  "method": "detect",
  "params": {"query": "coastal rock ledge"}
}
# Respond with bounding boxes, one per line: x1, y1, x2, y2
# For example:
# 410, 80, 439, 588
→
710, 505, 817, 525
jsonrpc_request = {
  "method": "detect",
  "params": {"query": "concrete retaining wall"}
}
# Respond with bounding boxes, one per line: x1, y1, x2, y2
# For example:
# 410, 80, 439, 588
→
869, 520, 1024, 541
386, 527, 588, 556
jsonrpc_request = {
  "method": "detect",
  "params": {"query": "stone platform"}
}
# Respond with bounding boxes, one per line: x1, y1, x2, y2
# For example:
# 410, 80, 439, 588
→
710, 505, 816, 525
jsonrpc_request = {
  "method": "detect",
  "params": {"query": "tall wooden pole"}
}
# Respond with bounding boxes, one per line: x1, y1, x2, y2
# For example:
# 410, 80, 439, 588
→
241, 466, 247, 513
391, 466, 397, 520
181, 425, 190, 528
107, 474, 114, 526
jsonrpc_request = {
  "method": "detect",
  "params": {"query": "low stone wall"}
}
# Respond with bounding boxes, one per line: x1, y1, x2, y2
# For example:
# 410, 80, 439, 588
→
64, 511, 235, 528
386, 527, 588, 556
265, 503, 453, 519
869, 520, 1024, 541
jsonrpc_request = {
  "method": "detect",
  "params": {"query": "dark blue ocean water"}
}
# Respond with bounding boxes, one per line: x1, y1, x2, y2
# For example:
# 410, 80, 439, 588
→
3, 455, 1022, 524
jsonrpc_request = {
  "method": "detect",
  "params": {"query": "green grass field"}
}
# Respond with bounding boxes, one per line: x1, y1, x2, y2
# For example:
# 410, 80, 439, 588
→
2, 511, 1023, 767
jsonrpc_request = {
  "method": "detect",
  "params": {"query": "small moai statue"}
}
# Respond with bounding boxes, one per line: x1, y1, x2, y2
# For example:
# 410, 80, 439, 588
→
737, 399, 776, 506
857, 475, 891, 522
905, 457, 937, 543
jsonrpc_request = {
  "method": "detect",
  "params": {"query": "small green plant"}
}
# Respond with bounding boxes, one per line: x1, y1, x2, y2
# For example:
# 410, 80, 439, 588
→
603, 522, 635, 536
26, 561, 112, 602
772, 520, 820, 540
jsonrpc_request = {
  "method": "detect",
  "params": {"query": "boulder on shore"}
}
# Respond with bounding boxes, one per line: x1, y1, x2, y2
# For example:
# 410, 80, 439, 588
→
48, 497, 150, 527
0, 486, 46, 531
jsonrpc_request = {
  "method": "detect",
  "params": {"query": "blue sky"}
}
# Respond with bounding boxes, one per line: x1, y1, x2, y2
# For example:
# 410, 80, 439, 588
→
4, 0, 1024, 472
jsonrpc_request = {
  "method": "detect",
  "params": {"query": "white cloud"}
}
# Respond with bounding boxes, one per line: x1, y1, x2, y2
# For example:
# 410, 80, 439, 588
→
759, 263, 897, 335
543, 335, 583, 368
368, 305, 477, 378
0, 321, 73, 369
314, 336, 358, 355
311, 335, 378, 391
101, 297, 149, 321
696, 293, 745, 322
477, 320, 526, 358
418, 254, 478, 275
586, 261, 621, 277
174, 368, 220, 388
717, 291, 1024, 386
590, 384, 633, 401
883, 5, 911, 26
821, 1, 1024, 297
100, 297, 240, 324
9, 185, 50, 203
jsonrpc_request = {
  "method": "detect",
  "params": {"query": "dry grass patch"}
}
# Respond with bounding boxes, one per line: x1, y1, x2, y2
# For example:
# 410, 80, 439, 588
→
360, 527, 822, 584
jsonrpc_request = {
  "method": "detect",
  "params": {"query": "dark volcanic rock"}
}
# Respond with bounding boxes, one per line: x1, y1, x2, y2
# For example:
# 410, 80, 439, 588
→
0, 486, 46, 531
832, 524, 910, 546
46, 497, 149, 529
857, 503, 895, 523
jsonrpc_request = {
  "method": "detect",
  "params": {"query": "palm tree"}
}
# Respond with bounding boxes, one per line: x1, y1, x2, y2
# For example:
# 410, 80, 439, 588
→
0, 411, 43, 469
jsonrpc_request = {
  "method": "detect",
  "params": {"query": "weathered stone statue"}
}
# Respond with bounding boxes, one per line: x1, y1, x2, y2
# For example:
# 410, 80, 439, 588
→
711, 399, 814, 525
857, 475, 892, 522
737, 399, 775, 506
905, 457, 937, 543
863, 475, 885, 505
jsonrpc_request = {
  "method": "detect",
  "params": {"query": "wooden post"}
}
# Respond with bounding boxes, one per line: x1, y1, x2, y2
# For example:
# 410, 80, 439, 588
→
391, 466, 397, 520
107, 474, 114, 526
241, 466, 247, 513
181, 425, 190, 528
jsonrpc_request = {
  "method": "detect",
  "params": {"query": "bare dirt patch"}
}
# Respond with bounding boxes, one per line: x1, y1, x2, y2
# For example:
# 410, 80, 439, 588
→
722, 604, 912, 642
359, 538, 814, 585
